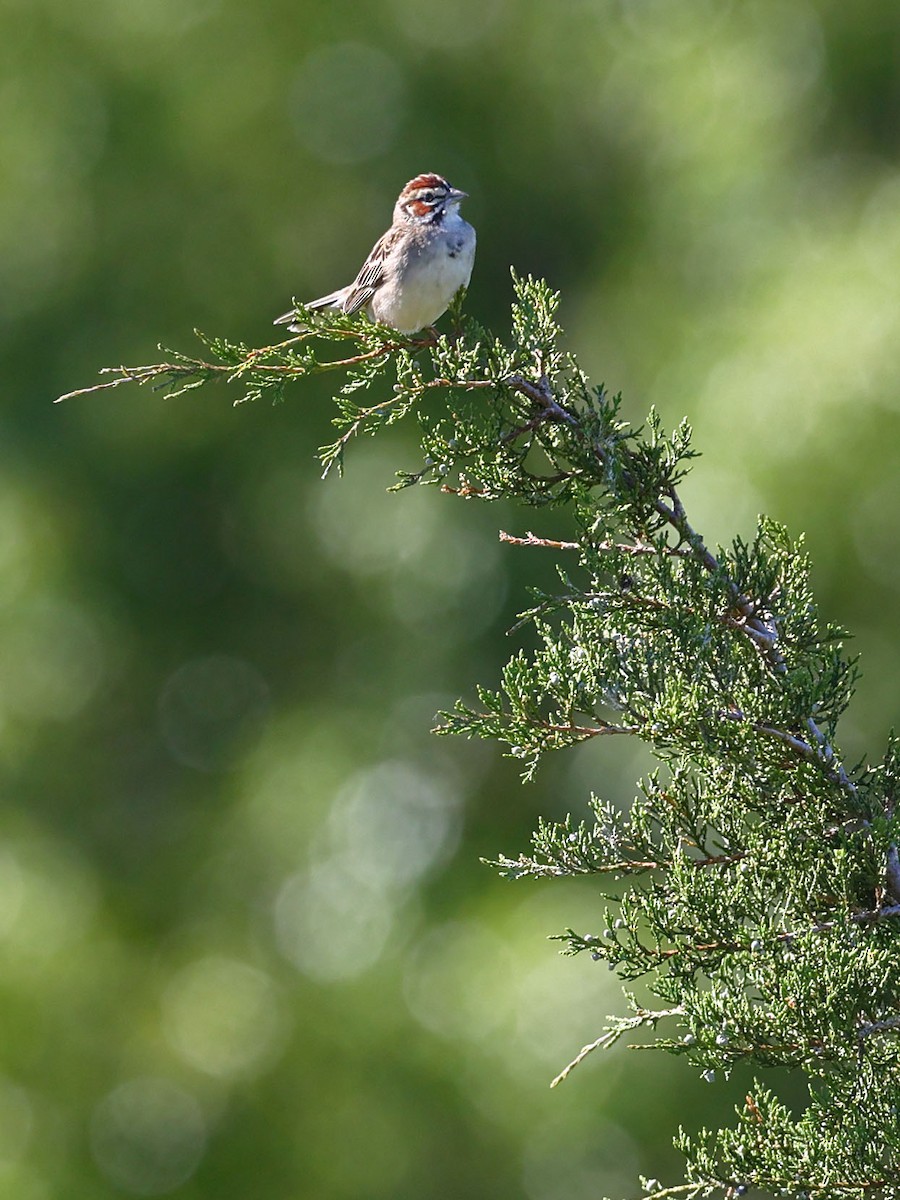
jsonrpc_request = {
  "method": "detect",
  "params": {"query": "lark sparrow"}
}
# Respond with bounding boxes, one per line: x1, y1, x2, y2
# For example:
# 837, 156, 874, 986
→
274, 173, 476, 335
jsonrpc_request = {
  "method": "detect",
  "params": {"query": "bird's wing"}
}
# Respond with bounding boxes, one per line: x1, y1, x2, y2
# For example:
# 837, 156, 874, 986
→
340, 227, 397, 315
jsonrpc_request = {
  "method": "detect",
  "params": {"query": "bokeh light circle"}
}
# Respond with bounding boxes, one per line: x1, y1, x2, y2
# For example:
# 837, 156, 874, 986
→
162, 955, 288, 1079
90, 1077, 206, 1195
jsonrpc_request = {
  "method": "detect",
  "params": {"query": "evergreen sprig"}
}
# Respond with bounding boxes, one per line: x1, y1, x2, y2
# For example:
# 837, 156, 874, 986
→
60, 270, 900, 1200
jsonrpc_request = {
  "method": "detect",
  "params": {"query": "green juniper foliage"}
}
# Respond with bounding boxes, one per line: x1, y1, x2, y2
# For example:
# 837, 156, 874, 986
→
61, 272, 900, 1200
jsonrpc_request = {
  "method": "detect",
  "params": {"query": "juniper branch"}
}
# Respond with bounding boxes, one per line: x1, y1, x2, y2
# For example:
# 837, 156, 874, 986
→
58, 272, 900, 1200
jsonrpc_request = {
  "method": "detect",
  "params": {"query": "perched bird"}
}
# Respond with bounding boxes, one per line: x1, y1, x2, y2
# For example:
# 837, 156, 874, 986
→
274, 173, 476, 335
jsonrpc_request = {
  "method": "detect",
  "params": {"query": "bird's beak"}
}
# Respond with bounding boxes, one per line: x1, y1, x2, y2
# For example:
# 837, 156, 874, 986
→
448, 187, 468, 202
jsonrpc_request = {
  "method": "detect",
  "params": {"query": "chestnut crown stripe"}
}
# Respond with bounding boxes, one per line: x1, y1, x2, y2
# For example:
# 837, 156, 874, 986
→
405, 174, 449, 194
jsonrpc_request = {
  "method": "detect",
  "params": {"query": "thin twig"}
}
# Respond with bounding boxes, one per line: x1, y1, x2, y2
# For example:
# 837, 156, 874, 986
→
56, 333, 407, 403
551, 1006, 684, 1087
499, 530, 580, 550
498, 531, 694, 558
526, 717, 641, 741
56, 362, 197, 401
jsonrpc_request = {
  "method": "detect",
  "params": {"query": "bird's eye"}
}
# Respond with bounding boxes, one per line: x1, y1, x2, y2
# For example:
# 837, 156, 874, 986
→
422, 190, 435, 203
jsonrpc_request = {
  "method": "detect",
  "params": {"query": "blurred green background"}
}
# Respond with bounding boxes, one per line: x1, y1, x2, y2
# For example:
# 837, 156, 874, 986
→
2, 0, 900, 1195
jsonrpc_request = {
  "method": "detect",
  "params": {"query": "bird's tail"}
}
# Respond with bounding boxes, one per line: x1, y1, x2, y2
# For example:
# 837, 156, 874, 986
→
273, 288, 348, 328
